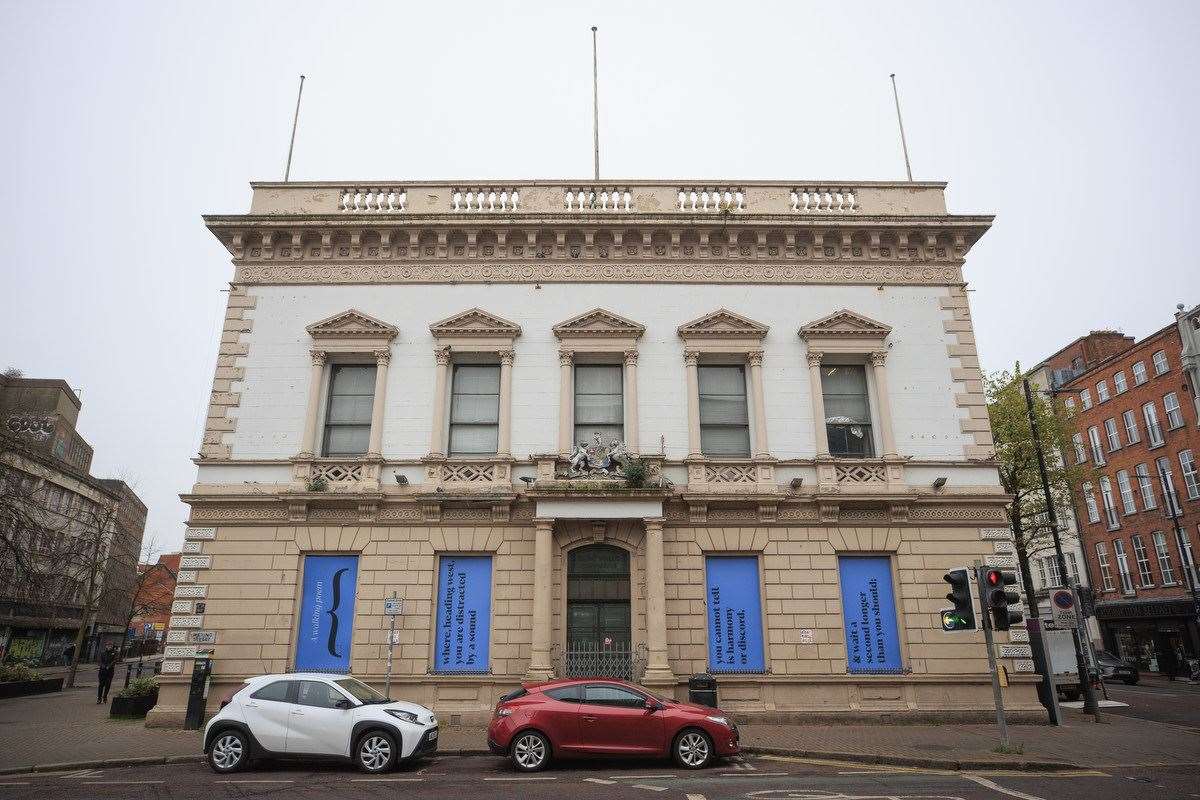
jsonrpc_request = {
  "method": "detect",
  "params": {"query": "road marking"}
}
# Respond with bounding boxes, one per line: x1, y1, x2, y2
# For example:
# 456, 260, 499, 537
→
610, 774, 676, 779
483, 776, 557, 781
631, 784, 668, 792
63, 769, 105, 778
964, 774, 1047, 800
351, 777, 425, 782
82, 781, 166, 785
720, 772, 789, 777
0, 783, 30, 787
215, 780, 295, 784
686, 795, 706, 800
585, 778, 617, 785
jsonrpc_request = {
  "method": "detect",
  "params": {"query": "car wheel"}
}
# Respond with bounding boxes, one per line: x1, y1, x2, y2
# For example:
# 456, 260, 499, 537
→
673, 728, 713, 769
356, 730, 398, 773
511, 731, 551, 772
208, 730, 249, 774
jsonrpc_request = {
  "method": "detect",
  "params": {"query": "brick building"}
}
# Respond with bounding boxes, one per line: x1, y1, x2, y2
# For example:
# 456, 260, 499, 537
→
1059, 322, 1200, 674
127, 553, 181, 653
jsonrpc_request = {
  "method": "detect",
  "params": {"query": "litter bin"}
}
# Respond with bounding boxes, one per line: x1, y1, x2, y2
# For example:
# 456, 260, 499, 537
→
688, 673, 717, 708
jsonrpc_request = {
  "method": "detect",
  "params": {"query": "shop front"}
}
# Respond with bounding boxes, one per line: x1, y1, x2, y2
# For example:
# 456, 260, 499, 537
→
1096, 598, 1200, 675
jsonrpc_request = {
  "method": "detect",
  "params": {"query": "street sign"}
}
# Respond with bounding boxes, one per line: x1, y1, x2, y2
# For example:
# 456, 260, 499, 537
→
1050, 588, 1078, 628
384, 598, 404, 616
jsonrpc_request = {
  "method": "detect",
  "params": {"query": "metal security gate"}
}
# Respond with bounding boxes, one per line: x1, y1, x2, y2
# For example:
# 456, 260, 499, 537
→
560, 544, 639, 679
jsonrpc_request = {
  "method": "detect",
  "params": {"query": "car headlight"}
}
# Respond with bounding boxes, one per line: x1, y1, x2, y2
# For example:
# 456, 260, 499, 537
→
495, 707, 513, 718
386, 709, 419, 724
705, 715, 730, 727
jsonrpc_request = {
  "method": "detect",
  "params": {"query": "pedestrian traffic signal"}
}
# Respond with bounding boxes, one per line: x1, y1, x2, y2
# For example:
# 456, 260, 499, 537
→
940, 568, 976, 632
979, 567, 1022, 631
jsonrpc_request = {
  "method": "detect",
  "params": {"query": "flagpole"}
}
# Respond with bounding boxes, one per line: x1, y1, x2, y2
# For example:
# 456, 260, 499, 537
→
284, 75, 306, 182
591, 26, 600, 181
889, 73, 913, 182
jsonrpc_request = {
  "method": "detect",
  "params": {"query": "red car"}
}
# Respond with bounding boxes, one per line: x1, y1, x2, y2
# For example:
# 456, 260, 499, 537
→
486, 678, 739, 772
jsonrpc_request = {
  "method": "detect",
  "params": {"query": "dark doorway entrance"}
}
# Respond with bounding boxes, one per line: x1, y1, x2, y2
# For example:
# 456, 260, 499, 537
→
565, 544, 632, 678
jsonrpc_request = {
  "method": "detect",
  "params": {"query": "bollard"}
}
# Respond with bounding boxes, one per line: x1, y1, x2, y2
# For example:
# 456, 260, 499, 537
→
123, 662, 132, 689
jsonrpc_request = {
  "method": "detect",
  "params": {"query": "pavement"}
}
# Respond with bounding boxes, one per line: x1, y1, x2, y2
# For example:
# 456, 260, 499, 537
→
0, 753, 1196, 800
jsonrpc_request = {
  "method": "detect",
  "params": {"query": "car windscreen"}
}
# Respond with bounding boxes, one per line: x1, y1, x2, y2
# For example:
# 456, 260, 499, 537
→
335, 678, 388, 703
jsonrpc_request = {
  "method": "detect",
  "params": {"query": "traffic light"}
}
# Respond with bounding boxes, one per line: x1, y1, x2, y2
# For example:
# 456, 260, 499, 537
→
940, 568, 976, 632
979, 567, 1022, 631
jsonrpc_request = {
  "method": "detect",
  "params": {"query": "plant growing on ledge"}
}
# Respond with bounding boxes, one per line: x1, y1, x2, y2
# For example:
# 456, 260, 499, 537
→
623, 458, 648, 488
306, 476, 329, 492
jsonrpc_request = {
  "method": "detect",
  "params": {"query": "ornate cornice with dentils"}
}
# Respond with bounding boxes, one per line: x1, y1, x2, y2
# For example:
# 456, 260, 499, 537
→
553, 308, 646, 339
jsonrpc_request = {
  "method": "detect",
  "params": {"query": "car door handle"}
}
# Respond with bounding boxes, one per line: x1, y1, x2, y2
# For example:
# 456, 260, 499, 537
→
245, 702, 259, 708
290, 709, 304, 715
583, 715, 597, 723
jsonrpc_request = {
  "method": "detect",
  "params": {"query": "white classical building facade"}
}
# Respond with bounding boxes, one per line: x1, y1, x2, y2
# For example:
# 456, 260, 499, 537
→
151, 181, 1038, 726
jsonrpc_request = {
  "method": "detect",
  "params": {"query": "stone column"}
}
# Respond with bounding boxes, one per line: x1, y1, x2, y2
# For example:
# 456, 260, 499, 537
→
642, 517, 675, 684
558, 349, 574, 454
748, 350, 769, 458
807, 350, 829, 456
366, 348, 390, 458
684, 350, 703, 458
428, 347, 451, 457
623, 349, 640, 452
299, 349, 326, 457
870, 351, 897, 457
526, 517, 555, 681
498, 349, 515, 456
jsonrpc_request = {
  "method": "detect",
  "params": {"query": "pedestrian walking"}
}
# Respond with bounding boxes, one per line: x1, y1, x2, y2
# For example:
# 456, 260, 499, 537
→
62, 642, 75, 667
96, 644, 117, 704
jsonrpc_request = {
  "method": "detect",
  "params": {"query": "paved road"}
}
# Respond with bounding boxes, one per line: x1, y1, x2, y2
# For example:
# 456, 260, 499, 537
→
0, 754, 1196, 800
1097, 676, 1200, 730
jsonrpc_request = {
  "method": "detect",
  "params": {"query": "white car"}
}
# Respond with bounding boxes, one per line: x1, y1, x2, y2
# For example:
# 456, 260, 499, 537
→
203, 673, 438, 774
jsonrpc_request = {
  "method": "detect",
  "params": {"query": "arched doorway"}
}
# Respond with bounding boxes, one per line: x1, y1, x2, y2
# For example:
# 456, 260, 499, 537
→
565, 544, 632, 678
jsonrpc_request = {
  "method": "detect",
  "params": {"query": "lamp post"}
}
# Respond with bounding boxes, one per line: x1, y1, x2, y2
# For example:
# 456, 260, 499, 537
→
1023, 379, 1102, 718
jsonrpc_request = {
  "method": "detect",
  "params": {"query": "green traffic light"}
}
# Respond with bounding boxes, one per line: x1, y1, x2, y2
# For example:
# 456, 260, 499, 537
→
941, 610, 970, 631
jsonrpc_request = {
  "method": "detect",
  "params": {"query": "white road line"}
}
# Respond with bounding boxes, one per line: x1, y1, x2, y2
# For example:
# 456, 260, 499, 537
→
82, 781, 165, 785
63, 769, 104, 779
719, 772, 789, 777
215, 780, 295, 784
631, 784, 668, 792
584, 778, 617, 785
350, 777, 425, 782
964, 774, 1047, 800
483, 776, 557, 781
686, 795, 707, 800
610, 774, 676, 779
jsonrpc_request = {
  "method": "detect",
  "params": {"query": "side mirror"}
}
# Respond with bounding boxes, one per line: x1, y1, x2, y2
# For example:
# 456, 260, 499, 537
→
335, 698, 353, 710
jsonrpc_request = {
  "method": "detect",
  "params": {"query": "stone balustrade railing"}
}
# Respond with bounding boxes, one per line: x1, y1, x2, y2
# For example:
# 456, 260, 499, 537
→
249, 180, 949, 216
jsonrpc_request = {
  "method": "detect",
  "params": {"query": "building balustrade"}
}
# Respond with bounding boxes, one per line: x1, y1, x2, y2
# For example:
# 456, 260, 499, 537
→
250, 180, 950, 217
291, 457, 382, 493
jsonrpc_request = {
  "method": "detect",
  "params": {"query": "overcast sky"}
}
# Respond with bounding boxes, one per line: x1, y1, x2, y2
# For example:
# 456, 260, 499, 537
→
2, 1, 1198, 553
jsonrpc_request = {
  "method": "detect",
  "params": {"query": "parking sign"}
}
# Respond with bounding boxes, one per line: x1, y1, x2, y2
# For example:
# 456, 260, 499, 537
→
1050, 588, 1077, 628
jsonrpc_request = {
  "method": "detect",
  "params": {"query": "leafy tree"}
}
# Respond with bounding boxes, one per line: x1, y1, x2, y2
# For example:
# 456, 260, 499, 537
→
986, 365, 1093, 616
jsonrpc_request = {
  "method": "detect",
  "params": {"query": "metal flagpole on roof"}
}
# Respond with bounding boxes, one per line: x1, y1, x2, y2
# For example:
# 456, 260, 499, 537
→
592, 27, 600, 181
889, 73, 913, 182
284, 75, 306, 182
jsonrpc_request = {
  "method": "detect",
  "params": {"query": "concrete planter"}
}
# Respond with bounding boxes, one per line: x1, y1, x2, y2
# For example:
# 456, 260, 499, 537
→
110, 689, 159, 718
0, 677, 64, 699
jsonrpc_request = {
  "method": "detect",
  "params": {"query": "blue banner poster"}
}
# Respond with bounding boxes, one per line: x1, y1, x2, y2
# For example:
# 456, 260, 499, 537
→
435, 555, 492, 673
705, 556, 766, 673
295, 555, 359, 673
838, 556, 903, 674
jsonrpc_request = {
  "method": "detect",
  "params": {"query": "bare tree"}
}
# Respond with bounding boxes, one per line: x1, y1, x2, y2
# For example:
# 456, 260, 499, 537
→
117, 534, 176, 660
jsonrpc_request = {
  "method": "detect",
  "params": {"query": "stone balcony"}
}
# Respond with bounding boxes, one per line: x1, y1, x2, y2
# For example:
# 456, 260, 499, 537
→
246, 180, 950, 218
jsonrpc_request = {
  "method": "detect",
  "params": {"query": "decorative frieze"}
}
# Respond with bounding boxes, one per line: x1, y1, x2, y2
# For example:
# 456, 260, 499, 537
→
236, 261, 965, 287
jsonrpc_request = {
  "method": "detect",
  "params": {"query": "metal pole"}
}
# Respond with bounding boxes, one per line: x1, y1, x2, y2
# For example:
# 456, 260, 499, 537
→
283, 75, 305, 182
1023, 379, 1102, 718
975, 561, 1010, 748
385, 591, 396, 699
889, 73, 913, 182
591, 27, 600, 180
1028, 617, 1062, 725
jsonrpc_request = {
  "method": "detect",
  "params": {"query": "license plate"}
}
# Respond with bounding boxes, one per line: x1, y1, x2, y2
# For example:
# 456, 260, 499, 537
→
427, 729, 438, 741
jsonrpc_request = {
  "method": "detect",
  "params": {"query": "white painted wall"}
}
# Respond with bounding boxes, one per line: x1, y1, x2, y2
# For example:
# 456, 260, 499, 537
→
226, 282, 977, 465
